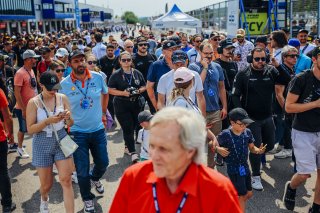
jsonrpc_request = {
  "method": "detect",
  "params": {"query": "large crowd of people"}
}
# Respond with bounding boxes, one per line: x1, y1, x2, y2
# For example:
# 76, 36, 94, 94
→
0, 26, 319, 213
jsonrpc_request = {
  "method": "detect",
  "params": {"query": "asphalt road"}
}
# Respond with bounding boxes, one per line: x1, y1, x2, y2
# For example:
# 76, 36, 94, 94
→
6, 117, 316, 213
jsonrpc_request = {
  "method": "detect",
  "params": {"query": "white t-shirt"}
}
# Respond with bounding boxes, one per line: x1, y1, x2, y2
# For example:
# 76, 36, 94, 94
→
157, 69, 203, 105
300, 43, 316, 55
137, 128, 150, 160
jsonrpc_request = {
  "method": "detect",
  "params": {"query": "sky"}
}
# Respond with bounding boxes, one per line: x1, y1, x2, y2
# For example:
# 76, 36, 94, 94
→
79, 0, 218, 17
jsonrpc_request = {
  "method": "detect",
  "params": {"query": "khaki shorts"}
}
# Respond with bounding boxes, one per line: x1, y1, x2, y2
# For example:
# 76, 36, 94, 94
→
292, 129, 320, 174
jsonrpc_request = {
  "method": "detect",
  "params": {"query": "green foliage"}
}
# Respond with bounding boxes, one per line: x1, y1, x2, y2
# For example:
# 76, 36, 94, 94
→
121, 11, 139, 24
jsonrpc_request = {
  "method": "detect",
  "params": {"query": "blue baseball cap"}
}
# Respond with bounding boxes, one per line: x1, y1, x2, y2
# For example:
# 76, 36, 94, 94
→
171, 50, 188, 64
288, 38, 301, 47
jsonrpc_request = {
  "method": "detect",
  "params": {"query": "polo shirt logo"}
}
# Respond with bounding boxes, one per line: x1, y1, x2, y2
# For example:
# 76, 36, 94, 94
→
51, 77, 56, 83
71, 86, 76, 91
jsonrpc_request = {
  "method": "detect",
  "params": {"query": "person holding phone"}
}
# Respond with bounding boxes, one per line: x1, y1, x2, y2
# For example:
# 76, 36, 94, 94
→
26, 71, 74, 213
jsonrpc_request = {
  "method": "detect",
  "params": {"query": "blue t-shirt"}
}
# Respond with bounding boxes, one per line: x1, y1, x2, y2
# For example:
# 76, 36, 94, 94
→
181, 45, 192, 53
64, 66, 72, 77
60, 71, 108, 133
147, 58, 171, 90
188, 62, 225, 112
217, 128, 254, 175
295, 52, 312, 74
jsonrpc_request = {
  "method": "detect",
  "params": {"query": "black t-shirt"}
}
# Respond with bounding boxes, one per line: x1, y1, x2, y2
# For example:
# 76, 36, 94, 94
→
232, 65, 280, 120
98, 56, 117, 82
274, 64, 295, 114
108, 68, 146, 93
132, 53, 157, 80
289, 72, 320, 132
215, 58, 238, 92
13, 45, 25, 68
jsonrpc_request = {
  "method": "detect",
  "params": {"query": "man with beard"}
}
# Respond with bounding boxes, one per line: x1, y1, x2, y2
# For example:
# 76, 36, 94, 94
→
60, 50, 109, 213
187, 34, 203, 63
99, 44, 116, 120
133, 36, 157, 113
233, 29, 254, 71
232, 48, 281, 190
209, 32, 221, 61
14, 50, 40, 158
297, 29, 316, 56
215, 39, 238, 129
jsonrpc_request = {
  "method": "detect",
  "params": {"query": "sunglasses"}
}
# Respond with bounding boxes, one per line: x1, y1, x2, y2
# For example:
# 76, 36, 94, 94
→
56, 69, 65, 73
194, 40, 202, 43
203, 52, 213, 56
138, 43, 148, 47
126, 46, 134, 48
237, 36, 244, 39
87, 61, 97, 65
253, 57, 266, 62
50, 47, 55, 50
211, 38, 221, 41
286, 54, 299, 58
121, 58, 132, 62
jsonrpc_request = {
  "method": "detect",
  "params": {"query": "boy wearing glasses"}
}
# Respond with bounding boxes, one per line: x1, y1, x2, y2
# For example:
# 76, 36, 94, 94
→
217, 108, 266, 212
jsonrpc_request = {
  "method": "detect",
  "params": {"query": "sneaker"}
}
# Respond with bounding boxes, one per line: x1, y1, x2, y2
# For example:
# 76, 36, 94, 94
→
17, 148, 29, 158
40, 197, 49, 213
124, 146, 131, 155
131, 153, 139, 164
72, 172, 78, 184
52, 164, 58, 174
251, 176, 264, 191
3, 202, 16, 213
283, 181, 296, 211
91, 180, 104, 194
275, 149, 292, 159
83, 200, 95, 213
8, 143, 18, 153
268, 144, 283, 154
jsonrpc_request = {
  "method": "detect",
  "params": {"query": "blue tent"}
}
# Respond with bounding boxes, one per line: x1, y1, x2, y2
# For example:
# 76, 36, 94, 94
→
152, 4, 202, 30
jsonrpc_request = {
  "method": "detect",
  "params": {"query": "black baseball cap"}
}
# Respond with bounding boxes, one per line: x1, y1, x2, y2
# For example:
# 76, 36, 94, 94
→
68, 49, 85, 61
219, 38, 234, 49
40, 71, 62, 91
298, 29, 309, 34
162, 40, 177, 50
229, 108, 254, 125
138, 110, 153, 123
136, 36, 148, 44
255, 36, 268, 46
171, 50, 188, 64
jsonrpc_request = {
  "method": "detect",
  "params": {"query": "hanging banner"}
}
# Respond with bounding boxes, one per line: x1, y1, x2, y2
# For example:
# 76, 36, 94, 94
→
226, 0, 239, 38
241, 13, 267, 35
74, 0, 80, 30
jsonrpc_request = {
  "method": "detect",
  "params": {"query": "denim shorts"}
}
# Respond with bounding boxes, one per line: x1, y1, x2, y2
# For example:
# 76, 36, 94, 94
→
228, 173, 252, 196
292, 129, 320, 174
14, 108, 27, 133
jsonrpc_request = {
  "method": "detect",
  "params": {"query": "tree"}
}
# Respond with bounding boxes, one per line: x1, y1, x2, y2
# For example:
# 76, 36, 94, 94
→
121, 11, 139, 24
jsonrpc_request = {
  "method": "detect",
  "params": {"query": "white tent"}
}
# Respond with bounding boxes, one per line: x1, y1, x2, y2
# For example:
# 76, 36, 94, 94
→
152, 4, 202, 32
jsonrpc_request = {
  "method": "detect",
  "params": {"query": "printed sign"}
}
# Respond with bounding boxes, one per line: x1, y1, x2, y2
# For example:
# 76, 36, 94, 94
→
241, 13, 267, 35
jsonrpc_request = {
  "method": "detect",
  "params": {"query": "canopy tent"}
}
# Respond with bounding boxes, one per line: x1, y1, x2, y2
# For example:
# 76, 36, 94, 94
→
152, 4, 202, 32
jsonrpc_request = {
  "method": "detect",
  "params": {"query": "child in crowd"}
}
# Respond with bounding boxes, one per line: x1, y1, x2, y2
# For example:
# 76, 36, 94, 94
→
217, 108, 266, 212
137, 110, 153, 161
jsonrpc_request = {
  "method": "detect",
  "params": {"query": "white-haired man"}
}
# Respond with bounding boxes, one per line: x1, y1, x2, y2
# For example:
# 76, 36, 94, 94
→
110, 107, 241, 213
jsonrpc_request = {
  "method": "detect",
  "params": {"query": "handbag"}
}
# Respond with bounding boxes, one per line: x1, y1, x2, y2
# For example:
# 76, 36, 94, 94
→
39, 94, 78, 157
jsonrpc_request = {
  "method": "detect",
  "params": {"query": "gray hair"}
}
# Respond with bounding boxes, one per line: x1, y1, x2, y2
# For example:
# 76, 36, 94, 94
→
282, 45, 298, 58
150, 107, 206, 164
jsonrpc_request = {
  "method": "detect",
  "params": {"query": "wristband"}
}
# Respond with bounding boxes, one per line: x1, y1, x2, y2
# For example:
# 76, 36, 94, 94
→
102, 112, 107, 116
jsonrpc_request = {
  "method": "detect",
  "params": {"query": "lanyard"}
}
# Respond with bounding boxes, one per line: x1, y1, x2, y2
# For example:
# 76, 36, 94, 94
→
40, 93, 56, 117
274, 50, 282, 58
228, 130, 246, 163
183, 96, 201, 114
301, 43, 309, 54
152, 183, 188, 213
122, 69, 134, 86
74, 79, 90, 98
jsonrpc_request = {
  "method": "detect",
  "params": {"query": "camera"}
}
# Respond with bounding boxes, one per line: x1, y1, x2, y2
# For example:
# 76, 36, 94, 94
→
30, 77, 37, 88
126, 87, 139, 97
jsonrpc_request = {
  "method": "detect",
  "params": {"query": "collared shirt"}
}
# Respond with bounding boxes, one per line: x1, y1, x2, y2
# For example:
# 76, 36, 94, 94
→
92, 42, 107, 60
60, 70, 108, 133
189, 62, 225, 112
273, 48, 283, 64
300, 43, 316, 55
110, 161, 241, 213
233, 40, 254, 71
187, 47, 201, 63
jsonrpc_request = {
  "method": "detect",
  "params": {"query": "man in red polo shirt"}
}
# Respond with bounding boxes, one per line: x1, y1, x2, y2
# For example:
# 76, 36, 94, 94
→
0, 88, 16, 213
110, 107, 241, 213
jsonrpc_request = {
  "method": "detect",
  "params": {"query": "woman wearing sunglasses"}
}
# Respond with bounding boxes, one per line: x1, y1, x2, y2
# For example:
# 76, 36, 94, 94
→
108, 51, 146, 164
49, 60, 65, 82
26, 71, 74, 213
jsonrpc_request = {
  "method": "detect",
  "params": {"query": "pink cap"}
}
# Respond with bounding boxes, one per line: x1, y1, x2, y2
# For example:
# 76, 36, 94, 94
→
174, 67, 195, 83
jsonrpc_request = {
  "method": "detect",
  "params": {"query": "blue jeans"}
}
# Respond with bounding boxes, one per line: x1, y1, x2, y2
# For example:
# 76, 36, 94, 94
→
70, 129, 109, 201
274, 114, 292, 149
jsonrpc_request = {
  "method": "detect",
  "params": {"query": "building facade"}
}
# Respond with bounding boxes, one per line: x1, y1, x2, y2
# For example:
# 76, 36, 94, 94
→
0, 0, 113, 34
